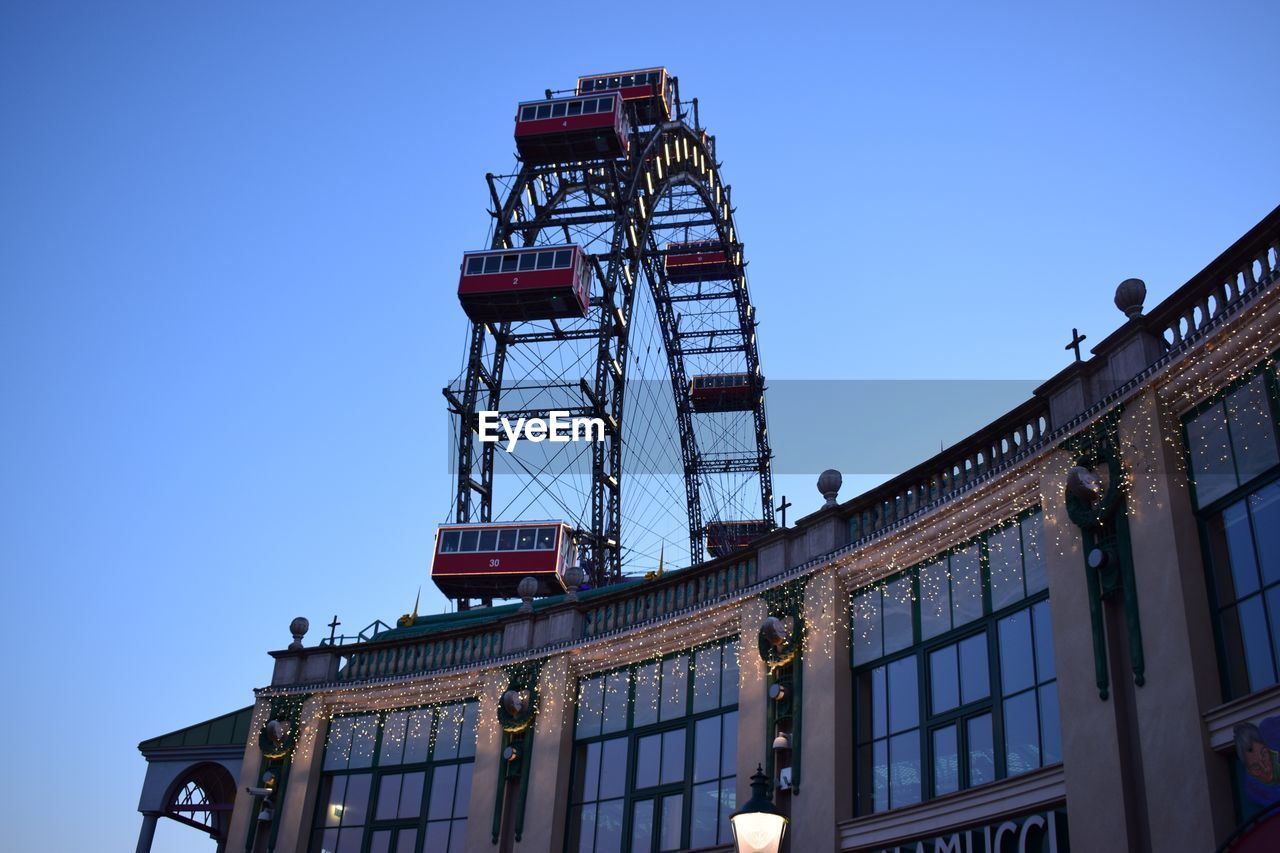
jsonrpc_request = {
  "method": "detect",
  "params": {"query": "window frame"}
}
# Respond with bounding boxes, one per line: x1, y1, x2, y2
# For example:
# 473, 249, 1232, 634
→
850, 507, 1058, 816
1182, 356, 1280, 701
309, 701, 479, 853
566, 638, 740, 853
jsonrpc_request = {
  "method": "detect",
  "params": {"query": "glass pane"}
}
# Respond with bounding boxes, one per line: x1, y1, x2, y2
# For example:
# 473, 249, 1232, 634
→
575, 803, 596, 853
380, 711, 408, 766
659, 794, 683, 851
568, 100, 583, 116
930, 645, 959, 714
516, 527, 536, 549
577, 677, 604, 739
635, 734, 660, 789
634, 663, 659, 727
477, 528, 497, 551
852, 587, 883, 664
581, 99, 596, 114
1022, 513, 1049, 594
435, 706, 462, 759
602, 671, 629, 734
578, 741, 601, 801
429, 764, 458, 820
721, 641, 740, 705
1039, 682, 1062, 765
661, 729, 686, 785
459, 702, 478, 758
870, 666, 887, 739
465, 257, 484, 275
439, 531, 460, 553
958, 633, 991, 704
520, 106, 535, 121
399, 771, 424, 818
453, 762, 472, 818
988, 524, 1025, 610
368, 830, 391, 853
951, 547, 983, 626
967, 714, 995, 786
872, 739, 889, 812
721, 711, 738, 777
1187, 404, 1235, 506
375, 774, 402, 821
458, 529, 479, 552
536, 251, 554, 270
999, 610, 1035, 695
535, 104, 551, 120
693, 646, 721, 713
1004, 690, 1040, 776
933, 724, 959, 796
1032, 601, 1056, 682
483, 255, 501, 274
887, 656, 919, 734
595, 799, 623, 853
552, 102, 567, 118
631, 800, 654, 853
883, 577, 914, 654
518, 252, 536, 271
349, 717, 376, 769
555, 249, 573, 268
599, 737, 627, 799
717, 778, 736, 842
1251, 481, 1280, 587
336, 828, 361, 853
320, 776, 346, 827
1222, 500, 1261, 599
1227, 375, 1280, 483
661, 655, 688, 720
888, 731, 921, 808
324, 718, 355, 771
423, 821, 450, 853
690, 781, 719, 848
1238, 595, 1278, 692
404, 708, 431, 764
447, 820, 466, 853
694, 716, 720, 782
536, 527, 556, 549
500, 254, 518, 273
497, 528, 517, 550
399, 829, 419, 853
919, 559, 951, 640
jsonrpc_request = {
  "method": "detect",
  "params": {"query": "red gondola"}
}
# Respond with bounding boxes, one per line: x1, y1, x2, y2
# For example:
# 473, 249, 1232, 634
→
515, 93, 630, 165
690, 372, 761, 413
664, 239, 738, 283
431, 521, 577, 600
576, 68, 675, 125
457, 244, 590, 323
706, 520, 772, 558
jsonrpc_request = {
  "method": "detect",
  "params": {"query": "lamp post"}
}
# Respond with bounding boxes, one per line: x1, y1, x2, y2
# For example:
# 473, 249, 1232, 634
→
730, 764, 788, 853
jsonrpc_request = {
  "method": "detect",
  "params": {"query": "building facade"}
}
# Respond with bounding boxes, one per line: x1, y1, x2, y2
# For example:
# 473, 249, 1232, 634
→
139, 205, 1280, 852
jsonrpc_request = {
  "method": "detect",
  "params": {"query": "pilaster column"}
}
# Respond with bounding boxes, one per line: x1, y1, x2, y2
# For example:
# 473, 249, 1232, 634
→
737, 596, 769, 811
513, 654, 574, 853
789, 569, 850, 853
135, 811, 160, 853
464, 668, 510, 853
271, 695, 328, 852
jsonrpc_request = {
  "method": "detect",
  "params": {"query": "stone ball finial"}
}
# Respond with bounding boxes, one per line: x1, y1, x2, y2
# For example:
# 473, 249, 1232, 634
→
288, 616, 309, 651
1114, 278, 1147, 319
817, 469, 843, 508
517, 576, 539, 613
562, 565, 586, 602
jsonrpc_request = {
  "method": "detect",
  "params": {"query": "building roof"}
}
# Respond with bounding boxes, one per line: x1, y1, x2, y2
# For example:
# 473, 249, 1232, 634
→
138, 706, 254, 753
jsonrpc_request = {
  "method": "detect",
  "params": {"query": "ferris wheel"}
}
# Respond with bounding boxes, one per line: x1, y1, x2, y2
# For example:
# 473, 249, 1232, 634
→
437, 68, 773, 604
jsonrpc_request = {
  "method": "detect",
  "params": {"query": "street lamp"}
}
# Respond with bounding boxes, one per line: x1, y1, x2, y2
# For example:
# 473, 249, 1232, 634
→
730, 764, 787, 853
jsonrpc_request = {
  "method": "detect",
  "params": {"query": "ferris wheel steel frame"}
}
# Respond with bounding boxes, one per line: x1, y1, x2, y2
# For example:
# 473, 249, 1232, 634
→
446, 84, 773, 589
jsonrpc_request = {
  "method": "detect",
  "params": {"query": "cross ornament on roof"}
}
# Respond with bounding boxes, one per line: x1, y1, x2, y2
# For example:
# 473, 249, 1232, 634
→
328, 615, 341, 644
776, 495, 793, 528
1065, 328, 1088, 362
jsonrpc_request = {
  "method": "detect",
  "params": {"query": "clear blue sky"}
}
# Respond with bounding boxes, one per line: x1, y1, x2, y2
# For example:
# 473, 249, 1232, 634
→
1, 2, 1276, 850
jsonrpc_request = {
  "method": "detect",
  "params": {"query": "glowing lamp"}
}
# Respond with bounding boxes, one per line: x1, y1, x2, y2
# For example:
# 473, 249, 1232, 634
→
730, 765, 787, 853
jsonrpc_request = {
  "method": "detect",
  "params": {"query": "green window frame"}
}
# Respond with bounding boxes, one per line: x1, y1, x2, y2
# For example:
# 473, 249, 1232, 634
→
850, 508, 1059, 815
309, 700, 479, 853
1182, 358, 1280, 701
567, 638, 740, 853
